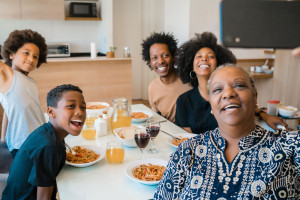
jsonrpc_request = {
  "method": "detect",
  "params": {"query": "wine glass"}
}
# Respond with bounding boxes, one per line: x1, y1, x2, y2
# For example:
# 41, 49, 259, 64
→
134, 129, 150, 159
145, 119, 160, 154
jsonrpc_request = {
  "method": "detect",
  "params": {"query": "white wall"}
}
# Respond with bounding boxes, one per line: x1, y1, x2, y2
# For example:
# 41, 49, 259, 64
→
0, 19, 107, 54
0, 0, 273, 101
164, 0, 190, 46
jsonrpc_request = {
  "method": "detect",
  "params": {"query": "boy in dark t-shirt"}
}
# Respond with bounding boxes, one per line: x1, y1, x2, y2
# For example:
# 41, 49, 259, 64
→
2, 84, 86, 200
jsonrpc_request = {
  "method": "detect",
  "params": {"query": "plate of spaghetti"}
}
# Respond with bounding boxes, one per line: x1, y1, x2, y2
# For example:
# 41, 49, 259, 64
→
166, 133, 197, 148
125, 158, 168, 185
66, 145, 105, 167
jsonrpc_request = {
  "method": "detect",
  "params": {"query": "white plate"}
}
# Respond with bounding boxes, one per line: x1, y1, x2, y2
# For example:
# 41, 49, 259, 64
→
113, 126, 146, 148
125, 158, 168, 185
131, 110, 153, 123
66, 145, 105, 167
166, 132, 197, 148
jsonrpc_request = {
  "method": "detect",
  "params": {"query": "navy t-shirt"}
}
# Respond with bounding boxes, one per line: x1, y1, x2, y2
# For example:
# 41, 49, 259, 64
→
175, 87, 218, 134
2, 122, 66, 200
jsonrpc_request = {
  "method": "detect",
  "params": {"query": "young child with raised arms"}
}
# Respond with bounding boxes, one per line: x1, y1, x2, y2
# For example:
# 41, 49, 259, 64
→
0, 29, 48, 157
2, 84, 86, 200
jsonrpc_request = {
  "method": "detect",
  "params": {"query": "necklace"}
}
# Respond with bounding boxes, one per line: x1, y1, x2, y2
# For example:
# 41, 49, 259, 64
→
210, 129, 267, 194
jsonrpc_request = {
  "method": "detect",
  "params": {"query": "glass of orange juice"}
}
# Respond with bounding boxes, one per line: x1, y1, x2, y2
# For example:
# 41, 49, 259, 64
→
106, 141, 125, 164
85, 114, 97, 127
81, 125, 96, 140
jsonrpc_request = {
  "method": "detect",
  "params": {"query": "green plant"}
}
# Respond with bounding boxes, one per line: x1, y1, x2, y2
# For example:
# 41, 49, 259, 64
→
109, 46, 117, 52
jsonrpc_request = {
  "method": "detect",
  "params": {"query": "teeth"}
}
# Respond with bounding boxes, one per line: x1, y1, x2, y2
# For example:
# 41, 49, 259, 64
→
200, 65, 209, 68
72, 119, 82, 122
157, 67, 166, 72
224, 104, 240, 109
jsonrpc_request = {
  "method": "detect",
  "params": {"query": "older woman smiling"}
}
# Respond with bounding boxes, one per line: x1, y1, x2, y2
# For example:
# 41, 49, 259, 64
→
154, 64, 300, 199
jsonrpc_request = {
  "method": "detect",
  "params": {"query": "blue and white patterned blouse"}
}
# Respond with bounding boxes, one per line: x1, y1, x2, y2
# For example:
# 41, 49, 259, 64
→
154, 126, 300, 199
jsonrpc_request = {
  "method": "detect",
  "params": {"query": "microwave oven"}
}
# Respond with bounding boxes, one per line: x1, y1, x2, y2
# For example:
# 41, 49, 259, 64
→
47, 43, 70, 58
69, 2, 97, 18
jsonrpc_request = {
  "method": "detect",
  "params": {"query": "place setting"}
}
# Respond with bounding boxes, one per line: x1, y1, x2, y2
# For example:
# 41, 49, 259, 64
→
124, 119, 168, 185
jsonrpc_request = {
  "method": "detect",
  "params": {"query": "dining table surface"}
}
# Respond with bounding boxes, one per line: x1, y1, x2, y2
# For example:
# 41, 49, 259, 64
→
56, 104, 187, 200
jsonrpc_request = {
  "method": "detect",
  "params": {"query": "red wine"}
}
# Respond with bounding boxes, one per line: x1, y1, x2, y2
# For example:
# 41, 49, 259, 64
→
135, 133, 150, 148
146, 126, 160, 138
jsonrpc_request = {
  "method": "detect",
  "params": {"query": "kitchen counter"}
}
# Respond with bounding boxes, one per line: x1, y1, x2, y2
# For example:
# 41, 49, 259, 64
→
30, 57, 132, 112
47, 56, 132, 62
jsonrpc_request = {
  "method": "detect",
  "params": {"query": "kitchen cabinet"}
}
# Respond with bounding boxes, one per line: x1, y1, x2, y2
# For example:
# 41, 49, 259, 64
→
0, 0, 64, 20
30, 57, 132, 112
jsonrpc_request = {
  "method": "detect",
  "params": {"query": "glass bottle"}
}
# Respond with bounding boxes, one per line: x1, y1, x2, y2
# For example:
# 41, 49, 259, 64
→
110, 98, 132, 131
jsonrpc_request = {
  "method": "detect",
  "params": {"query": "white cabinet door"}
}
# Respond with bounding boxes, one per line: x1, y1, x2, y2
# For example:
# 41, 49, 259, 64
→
21, 0, 64, 20
0, 0, 21, 19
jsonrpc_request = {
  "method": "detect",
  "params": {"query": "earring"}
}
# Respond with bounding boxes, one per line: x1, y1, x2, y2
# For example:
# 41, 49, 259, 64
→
189, 70, 196, 79
210, 110, 213, 115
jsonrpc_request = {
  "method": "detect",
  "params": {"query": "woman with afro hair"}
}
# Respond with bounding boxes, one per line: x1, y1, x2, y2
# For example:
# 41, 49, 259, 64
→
175, 32, 286, 134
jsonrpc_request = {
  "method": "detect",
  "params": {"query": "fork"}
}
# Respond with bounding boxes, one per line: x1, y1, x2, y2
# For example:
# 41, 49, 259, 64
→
65, 143, 76, 154
160, 130, 181, 140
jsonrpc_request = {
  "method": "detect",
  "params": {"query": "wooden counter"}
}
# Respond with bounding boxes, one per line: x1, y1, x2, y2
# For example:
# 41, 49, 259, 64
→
30, 57, 132, 112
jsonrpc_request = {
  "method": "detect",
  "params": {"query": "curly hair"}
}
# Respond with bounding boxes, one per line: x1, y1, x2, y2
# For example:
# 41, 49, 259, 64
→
141, 32, 178, 69
1, 29, 47, 68
176, 32, 236, 87
47, 84, 83, 108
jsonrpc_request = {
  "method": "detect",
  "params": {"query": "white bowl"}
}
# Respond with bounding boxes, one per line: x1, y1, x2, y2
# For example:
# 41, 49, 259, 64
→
113, 126, 146, 148
86, 102, 110, 116
279, 106, 298, 118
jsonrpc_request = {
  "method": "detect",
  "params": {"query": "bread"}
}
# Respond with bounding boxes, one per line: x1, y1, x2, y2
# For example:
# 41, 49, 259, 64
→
118, 126, 139, 139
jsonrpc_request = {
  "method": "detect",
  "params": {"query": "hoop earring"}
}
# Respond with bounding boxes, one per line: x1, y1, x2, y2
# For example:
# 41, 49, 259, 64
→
189, 70, 196, 79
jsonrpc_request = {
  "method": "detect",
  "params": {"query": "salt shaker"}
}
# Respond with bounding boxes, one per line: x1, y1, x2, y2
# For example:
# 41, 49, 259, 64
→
95, 115, 107, 137
103, 111, 111, 133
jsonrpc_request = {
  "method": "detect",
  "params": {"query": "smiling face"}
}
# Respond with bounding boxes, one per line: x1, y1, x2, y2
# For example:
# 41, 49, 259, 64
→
209, 66, 257, 129
149, 43, 175, 78
48, 91, 86, 140
9, 43, 40, 76
193, 47, 217, 78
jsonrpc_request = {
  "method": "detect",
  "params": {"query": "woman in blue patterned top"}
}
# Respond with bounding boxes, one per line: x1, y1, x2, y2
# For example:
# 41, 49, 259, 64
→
154, 64, 300, 199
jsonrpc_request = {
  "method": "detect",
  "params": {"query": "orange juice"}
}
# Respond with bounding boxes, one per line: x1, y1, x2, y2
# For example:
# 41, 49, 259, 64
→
106, 148, 125, 163
110, 109, 132, 131
85, 116, 97, 126
81, 128, 96, 140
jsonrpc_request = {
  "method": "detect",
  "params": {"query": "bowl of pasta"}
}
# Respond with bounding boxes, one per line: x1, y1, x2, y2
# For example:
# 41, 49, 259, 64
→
113, 126, 146, 147
165, 132, 198, 148
131, 110, 152, 123
66, 145, 106, 167
125, 158, 168, 185
86, 102, 110, 116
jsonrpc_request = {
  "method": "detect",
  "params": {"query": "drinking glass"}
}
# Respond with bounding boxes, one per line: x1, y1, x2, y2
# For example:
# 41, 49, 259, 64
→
106, 141, 125, 164
81, 124, 96, 140
134, 129, 150, 159
145, 119, 160, 154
